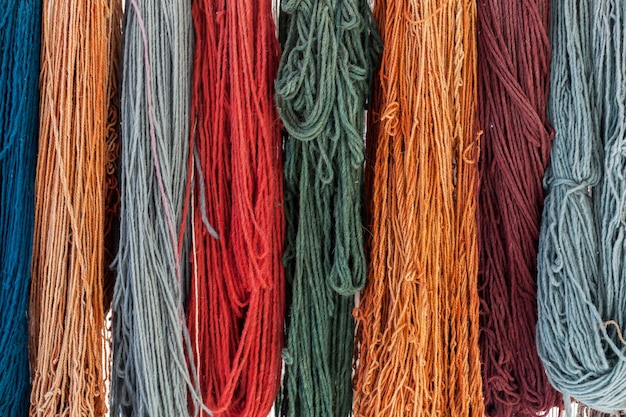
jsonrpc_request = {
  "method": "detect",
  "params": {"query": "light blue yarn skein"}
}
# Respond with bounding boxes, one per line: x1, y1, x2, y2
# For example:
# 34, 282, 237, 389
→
110, 1, 207, 416
537, 0, 626, 413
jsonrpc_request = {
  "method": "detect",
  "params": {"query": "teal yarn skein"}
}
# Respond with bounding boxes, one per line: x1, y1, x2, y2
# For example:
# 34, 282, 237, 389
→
0, 1, 41, 415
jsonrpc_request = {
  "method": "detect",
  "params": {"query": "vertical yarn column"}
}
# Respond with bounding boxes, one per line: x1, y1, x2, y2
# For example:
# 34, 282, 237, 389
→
476, 1, 561, 416
275, 1, 380, 416
537, 1, 626, 414
0, 1, 41, 415
28, 1, 122, 416
110, 1, 201, 416
187, 1, 285, 416
353, 1, 484, 416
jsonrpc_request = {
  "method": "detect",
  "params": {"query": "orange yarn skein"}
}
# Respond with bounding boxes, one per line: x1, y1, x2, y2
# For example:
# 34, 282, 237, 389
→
29, 1, 122, 416
354, 1, 484, 416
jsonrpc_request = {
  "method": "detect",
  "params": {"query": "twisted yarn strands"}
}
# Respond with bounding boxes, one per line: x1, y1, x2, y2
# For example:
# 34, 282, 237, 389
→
28, 1, 122, 416
577, 404, 626, 417
353, 1, 483, 416
275, 0, 380, 415
187, 1, 285, 416
0, 1, 41, 415
110, 1, 202, 416
537, 0, 626, 414
476, 1, 561, 415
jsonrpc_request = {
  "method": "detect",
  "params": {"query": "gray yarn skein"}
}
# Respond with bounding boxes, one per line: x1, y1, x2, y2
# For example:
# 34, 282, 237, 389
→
110, 1, 204, 416
537, 1, 626, 413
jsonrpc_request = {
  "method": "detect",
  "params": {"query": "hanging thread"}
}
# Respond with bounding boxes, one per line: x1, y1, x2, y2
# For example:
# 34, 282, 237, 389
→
476, 1, 561, 415
275, 0, 380, 416
28, 1, 122, 416
353, 0, 484, 416
537, 0, 626, 414
0, 1, 41, 415
187, 1, 285, 416
576, 404, 626, 417
110, 1, 204, 416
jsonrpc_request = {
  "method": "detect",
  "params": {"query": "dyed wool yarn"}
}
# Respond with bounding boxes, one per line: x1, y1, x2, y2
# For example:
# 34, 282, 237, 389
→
110, 1, 203, 416
186, 1, 285, 416
353, 1, 484, 416
537, 0, 626, 414
275, 0, 380, 416
0, 1, 41, 415
577, 405, 626, 417
28, 1, 122, 416
476, 1, 561, 415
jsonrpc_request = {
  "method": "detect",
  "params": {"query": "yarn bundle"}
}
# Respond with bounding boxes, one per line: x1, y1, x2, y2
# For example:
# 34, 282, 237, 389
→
110, 1, 201, 416
537, 0, 626, 414
353, 1, 484, 416
0, 1, 41, 415
28, 1, 122, 416
8, 1, 626, 417
476, 1, 561, 415
275, 0, 380, 416
186, 1, 285, 416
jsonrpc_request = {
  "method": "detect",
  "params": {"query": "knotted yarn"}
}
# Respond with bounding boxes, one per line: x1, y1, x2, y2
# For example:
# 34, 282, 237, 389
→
186, 1, 285, 416
476, 1, 561, 415
28, 1, 122, 416
353, 0, 484, 416
275, 0, 380, 416
110, 1, 203, 416
0, 1, 41, 415
537, 0, 626, 413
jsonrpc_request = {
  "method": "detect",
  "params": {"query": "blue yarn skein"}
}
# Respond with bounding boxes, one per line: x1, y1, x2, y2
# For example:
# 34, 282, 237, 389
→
537, 1, 626, 413
0, 0, 42, 416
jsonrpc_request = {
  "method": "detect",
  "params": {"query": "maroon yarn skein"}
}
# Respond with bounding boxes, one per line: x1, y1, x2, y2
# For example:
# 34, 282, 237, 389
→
477, 1, 561, 416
